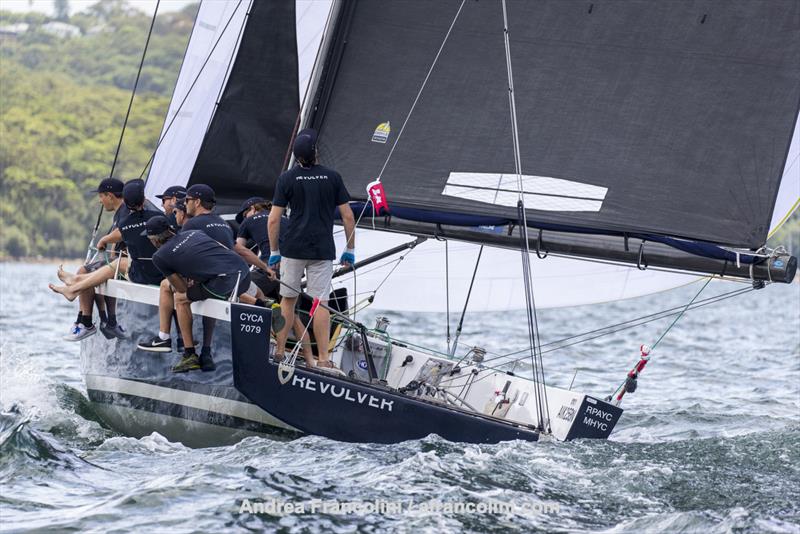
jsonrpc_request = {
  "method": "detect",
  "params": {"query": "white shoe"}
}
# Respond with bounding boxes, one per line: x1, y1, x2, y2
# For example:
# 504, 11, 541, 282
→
64, 323, 97, 342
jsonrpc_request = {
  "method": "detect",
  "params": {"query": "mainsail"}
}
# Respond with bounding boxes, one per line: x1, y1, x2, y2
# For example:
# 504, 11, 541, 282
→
144, 0, 799, 303
309, 0, 800, 249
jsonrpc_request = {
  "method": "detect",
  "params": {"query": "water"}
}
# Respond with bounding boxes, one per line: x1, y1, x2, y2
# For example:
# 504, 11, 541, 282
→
1, 262, 798, 533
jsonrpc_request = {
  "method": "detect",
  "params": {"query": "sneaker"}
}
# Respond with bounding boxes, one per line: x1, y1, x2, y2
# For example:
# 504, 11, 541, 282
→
64, 323, 79, 339
199, 352, 216, 372
99, 322, 115, 340
171, 353, 201, 373
101, 322, 127, 340
271, 303, 285, 332
64, 324, 97, 342
137, 335, 172, 353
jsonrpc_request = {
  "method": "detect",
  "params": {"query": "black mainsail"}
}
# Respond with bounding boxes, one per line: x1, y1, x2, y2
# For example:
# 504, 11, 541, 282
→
303, 0, 800, 280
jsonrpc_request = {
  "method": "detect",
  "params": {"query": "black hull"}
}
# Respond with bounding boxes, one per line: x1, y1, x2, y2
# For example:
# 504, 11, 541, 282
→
231, 304, 540, 444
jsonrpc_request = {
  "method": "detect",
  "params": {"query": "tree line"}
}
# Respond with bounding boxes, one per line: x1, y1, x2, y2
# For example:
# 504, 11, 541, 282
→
0, 0, 196, 258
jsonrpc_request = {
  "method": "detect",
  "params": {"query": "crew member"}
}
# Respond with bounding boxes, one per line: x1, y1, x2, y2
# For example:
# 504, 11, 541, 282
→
268, 128, 356, 371
140, 184, 264, 367
155, 185, 186, 229
60, 177, 128, 341
236, 196, 311, 360
136, 197, 189, 355
145, 216, 256, 373
49, 181, 164, 301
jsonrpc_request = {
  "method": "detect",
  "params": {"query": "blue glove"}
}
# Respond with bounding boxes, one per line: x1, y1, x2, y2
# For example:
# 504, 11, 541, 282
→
268, 251, 281, 266
340, 249, 355, 266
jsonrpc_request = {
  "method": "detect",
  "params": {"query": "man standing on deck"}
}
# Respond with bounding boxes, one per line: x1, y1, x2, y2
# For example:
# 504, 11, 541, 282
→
268, 128, 356, 370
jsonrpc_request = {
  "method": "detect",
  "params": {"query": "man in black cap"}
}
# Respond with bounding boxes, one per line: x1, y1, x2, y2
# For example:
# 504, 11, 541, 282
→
144, 216, 256, 372
268, 128, 356, 370
155, 185, 187, 229
138, 184, 265, 365
49, 181, 164, 301
58, 177, 128, 341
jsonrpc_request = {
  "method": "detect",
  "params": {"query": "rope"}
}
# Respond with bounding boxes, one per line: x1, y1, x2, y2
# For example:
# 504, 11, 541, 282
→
652, 277, 712, 350
138, 0, 245, 181
484, 285, 754, 364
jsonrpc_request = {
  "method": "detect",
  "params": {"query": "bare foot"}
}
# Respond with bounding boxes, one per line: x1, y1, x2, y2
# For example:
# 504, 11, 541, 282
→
57, 265, 77, 286
48, 283, 77, 302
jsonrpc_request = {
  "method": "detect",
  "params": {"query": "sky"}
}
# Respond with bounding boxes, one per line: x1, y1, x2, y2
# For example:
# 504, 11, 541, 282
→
0, 0, 196, 17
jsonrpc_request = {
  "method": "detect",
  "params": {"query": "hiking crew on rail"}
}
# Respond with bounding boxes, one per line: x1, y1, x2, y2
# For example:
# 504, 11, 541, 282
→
51, 128, 355, 374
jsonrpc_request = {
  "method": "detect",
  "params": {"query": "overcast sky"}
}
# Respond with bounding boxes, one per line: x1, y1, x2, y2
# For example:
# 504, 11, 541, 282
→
1, 0, 196, 17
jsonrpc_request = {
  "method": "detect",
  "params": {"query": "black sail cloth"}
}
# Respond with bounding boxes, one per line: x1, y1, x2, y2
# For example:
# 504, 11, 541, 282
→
305, 0, 800, 249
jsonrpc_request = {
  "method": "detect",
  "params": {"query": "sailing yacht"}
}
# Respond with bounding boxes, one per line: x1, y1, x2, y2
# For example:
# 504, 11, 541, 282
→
81, 0, 799, 447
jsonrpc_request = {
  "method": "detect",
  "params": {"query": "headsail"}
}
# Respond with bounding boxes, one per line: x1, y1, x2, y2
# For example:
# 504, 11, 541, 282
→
144, 0, 332, 210
308, 0, 800, 250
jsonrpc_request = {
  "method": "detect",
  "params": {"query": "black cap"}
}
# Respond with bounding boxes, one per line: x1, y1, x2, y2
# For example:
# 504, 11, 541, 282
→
122, 180, 145, 208
141, 215, 173, 237
293, 128, 317, 162
235, 196, 268, 223
185, 184, 215, 203
90, 178, 124, 195
155, 185, 187, 200
174, 198, 187, 212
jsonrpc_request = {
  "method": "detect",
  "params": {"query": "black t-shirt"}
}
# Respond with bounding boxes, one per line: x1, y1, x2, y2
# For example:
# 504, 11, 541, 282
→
153, 230, 249, 294
117, 208, 163, 285
166, 210, 180, 231
237, 212, 289, 260
272, 164, 350, 260
180, 212, 234, 248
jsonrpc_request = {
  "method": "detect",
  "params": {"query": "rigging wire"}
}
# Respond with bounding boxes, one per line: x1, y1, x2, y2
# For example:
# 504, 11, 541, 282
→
84, 0, 159, 262
501, 0, 550, 432
446, 240, 451, 354
339, 0, 468, 295
450, 245, 483, 356
136, 0, 245, 181
450, 284, 756, 381
483, 283, 754, 363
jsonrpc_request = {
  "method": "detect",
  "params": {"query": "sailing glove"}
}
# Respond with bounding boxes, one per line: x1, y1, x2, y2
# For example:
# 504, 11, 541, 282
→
340, 249, 355, 266
268, 251, 281, 266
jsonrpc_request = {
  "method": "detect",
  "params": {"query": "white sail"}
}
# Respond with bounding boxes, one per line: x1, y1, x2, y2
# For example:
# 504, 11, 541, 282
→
144, 0, 331, 204
770, 117, 800, 235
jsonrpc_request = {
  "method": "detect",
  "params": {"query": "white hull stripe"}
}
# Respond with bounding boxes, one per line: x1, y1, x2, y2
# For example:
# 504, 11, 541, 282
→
84, 374, 295, 431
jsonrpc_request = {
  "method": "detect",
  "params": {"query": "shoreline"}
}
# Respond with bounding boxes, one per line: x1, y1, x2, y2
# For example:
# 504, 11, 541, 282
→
0, 257, 83, 264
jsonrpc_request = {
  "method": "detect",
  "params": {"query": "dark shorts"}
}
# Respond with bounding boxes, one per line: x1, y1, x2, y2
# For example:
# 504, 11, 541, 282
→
84, 259, 108, 273
128, 263, 164, 286
251, 268, 280, 301
187, 272, 252, 302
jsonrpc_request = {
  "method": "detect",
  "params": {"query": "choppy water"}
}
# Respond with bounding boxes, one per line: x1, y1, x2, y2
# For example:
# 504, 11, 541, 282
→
1, 262, 798, 533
